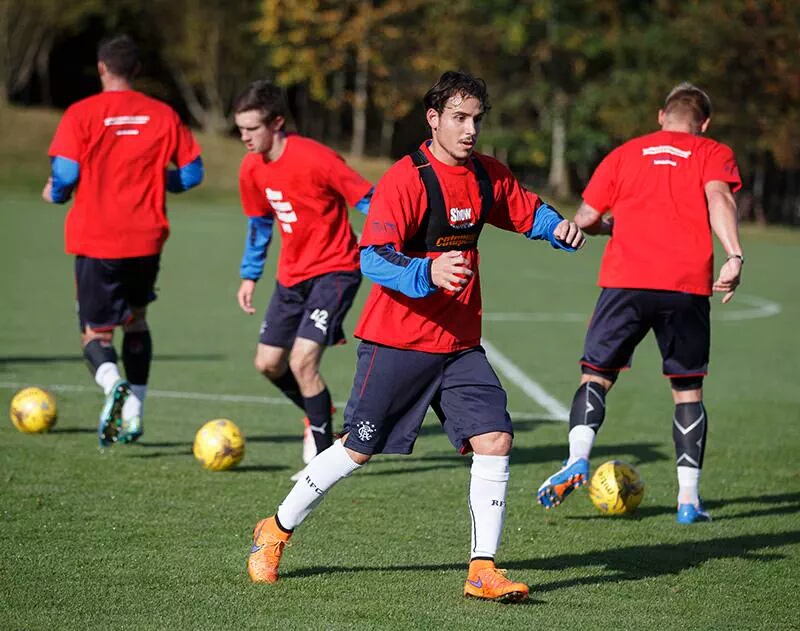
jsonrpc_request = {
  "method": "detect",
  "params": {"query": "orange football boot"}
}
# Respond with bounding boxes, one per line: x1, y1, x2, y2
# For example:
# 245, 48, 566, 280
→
463, 560, 529, 602
248, 516, 292, 583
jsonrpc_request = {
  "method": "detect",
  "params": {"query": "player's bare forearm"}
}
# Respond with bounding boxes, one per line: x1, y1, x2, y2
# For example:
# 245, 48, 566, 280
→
574, 202, 612, 236
706, 181, 742, 257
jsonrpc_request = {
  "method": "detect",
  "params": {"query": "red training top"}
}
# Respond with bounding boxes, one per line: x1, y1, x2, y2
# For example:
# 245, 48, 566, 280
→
239, 134, 372, 286
49, 90, 201, 258
583, 130, 741, 295
356, 142, 539, 353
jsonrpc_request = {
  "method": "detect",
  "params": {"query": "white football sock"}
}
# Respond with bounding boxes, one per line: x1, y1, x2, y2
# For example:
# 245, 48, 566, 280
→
95, 362, 121, 396
468, 454, 510, 559
276, 440, 361, 530
122, 385, 147, 420
677, 466, 701, 505
567, 425, 596, 465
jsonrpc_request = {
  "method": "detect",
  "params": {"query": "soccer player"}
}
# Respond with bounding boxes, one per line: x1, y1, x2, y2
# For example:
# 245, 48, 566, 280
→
42, 35, 203, 447
233, 81, 373, 466
536, 83, 744, 524
246, 71, 585, 601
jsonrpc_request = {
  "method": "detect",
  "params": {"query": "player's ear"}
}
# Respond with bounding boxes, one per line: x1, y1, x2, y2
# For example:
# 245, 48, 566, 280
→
97, 61, 107, 77
699, 117, 711, 134
657, 109, 666, 127
271, 116, 286, 132
426, 108, 439, 133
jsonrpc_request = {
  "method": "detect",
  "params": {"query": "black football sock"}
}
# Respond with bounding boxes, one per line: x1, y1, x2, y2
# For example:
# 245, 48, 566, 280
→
303, 388, 334, 453
270, 370, 306, 411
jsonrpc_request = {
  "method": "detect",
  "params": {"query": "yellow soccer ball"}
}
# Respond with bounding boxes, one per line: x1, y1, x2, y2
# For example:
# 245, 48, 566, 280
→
193, 419, 245, 471
588, 460, 645, 515
9, 387, 58, 433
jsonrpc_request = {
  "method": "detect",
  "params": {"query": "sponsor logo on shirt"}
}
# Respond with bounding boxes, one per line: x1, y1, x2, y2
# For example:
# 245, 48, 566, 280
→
104, 115, 150, 137
642, 145, 692, 167
435, 234, 478, 248
265, 188, 297, 232
448, 206, 474, 229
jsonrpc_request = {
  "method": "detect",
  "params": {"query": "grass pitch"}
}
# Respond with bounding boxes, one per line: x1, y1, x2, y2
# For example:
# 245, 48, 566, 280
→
1, 108, 799, 629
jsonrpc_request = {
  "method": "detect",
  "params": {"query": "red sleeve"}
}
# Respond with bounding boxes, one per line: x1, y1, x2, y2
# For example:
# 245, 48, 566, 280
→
48, 107, 83, 160
239, 159, 270, 218
582, 149, 620, 214
359, 158, 421, 249
704, 142, 742, 193
486, 158, 536, 234
325, 151, 373, 206
172, 112, 202, 168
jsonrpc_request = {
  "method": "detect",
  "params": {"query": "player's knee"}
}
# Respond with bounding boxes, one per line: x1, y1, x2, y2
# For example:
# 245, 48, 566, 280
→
123, 308, 149, 333
82, 328, 113, 348
254, 354, 285, 379
470, 431, 512, 456
288, 351, 320, 384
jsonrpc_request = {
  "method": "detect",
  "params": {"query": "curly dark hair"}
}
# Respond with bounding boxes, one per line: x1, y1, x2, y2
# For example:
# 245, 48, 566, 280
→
233, 80, 289, 124
423, 71, 491, 115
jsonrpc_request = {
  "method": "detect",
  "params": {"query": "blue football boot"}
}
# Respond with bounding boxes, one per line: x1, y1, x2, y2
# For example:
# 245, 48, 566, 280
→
98, 379, 131, 447
537, 458, 590, 508
677, 501, 712, 524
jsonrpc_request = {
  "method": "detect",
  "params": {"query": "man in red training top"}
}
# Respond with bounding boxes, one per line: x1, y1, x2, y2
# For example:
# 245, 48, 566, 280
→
246, 71, 585, 602
233, 81, 373, 469
42, 34, 203, 447
536, 83, 744, 525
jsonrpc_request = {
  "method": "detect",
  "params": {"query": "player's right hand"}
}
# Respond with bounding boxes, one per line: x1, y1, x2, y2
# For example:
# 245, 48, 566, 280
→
237, 279, 257, 314
713, 257, 743, 304
41, 177, 53, 203
430, 251, 473, 292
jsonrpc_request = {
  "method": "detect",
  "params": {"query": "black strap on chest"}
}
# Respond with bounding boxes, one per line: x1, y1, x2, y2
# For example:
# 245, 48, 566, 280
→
404, 148, 494, 252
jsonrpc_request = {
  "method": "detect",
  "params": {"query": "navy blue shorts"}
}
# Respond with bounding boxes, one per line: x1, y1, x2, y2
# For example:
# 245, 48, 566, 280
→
74, 255, 160, 332
581, 288, 710, 378
342, 343, 513, 456
259, 270, 362, 348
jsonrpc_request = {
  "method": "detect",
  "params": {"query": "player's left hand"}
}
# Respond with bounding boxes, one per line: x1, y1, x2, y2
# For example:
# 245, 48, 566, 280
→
41, 177, 53, 203
713, 257, 743, 304
553, 220, 586, 249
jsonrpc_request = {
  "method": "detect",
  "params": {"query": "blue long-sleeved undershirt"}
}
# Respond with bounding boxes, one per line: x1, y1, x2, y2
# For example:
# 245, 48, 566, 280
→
360, 245, 437, 298
359, 203, 575, 299
50, 156, 80, 203
240, 215, 274, 281
167, 156, 204, 193
355, 187, 374, 215
239, 187, 374, 282
526, 202, 576, 251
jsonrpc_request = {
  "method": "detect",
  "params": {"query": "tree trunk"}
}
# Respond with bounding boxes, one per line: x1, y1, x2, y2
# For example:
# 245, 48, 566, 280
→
752, 152, 767, 225
350, 40, 369, 157
547, 91, 570, 199
36, 32, 53, 106
0, 0, 9, 107
379, 116, 394, 157
327, 71, 345, 145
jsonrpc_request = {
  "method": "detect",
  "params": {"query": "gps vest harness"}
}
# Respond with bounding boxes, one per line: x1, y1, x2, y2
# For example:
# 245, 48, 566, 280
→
404, 149, 494, 252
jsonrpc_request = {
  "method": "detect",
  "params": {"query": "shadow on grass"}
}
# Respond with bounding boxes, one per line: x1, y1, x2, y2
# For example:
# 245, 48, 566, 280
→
512, 442, 667, 466
0, 353, 226, 365
566, 491, 800, 522
281, 530, 800, 586
358, 441, 667, 478
50, 427, 95, 435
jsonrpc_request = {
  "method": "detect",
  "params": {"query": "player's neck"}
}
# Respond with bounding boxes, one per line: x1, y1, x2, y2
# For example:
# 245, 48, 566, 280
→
101, 77, 133, 92
660, 122, 697, 135
265, 132, 287, 162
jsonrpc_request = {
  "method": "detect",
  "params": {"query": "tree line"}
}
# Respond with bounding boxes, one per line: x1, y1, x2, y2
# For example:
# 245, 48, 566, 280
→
2, 0, 798, 223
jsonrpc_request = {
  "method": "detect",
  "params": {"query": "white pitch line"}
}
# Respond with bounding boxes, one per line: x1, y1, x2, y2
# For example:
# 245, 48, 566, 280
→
481, 338, 570, 421
0, 381, 565, 422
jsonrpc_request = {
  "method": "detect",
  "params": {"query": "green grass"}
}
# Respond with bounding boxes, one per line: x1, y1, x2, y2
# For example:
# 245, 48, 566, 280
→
1, 105, 800, 628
